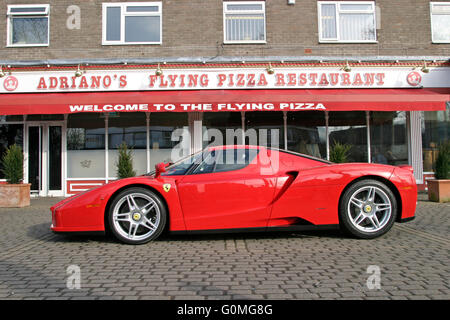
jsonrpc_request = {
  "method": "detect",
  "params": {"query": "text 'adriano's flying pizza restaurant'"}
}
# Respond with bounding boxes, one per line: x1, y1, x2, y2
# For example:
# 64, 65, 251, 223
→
0, 61, 449, 196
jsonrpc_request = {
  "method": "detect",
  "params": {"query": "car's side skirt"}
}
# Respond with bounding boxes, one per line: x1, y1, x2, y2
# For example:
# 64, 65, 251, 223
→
52, 230, 106, 236
170, 224, 340, 235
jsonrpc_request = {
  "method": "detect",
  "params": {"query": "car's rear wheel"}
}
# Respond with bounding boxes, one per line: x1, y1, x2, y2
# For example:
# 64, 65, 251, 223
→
339, 179, 397, 239
108, 187, 167, 244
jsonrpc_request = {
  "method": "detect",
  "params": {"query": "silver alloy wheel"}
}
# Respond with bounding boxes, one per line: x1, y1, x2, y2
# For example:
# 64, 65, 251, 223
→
347, 186, 392, 233
112, 192, 161, 242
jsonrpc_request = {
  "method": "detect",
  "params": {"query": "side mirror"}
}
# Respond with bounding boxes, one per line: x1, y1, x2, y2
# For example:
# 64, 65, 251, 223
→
154, 162, 167, 178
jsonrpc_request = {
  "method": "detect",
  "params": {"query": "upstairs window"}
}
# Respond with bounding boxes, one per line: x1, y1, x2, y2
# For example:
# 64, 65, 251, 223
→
102, 2, 162, 45
7, 4, 49, 46
430, 2, 450, 43
318, 1, 376, 42
223, 1, 266, 44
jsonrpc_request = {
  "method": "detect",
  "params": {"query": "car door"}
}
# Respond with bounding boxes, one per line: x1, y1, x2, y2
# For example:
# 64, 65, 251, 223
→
176, 147, 277, 231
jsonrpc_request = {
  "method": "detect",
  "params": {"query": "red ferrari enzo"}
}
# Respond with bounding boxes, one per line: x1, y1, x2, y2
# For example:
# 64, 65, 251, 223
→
51, 145, 417, 244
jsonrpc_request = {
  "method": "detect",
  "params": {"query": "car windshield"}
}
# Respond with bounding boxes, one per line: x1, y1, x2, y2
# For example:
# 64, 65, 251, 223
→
146, 151, 204, 176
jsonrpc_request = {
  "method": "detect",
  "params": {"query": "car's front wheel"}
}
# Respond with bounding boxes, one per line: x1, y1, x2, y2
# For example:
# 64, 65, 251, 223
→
108, 187, 167, 244
339, 179, 397, 239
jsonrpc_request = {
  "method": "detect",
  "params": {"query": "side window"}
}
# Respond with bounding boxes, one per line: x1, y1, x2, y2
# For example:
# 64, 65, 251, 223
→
192, 151, 217, 174
192, 149, 259, 174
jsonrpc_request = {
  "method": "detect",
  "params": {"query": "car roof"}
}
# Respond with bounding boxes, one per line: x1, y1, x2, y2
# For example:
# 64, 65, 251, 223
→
207, 145, 263, 151
205, 145, 331, 164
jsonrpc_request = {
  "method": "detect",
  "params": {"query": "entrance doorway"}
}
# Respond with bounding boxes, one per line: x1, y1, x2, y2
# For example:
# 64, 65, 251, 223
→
26, 123, 64, 196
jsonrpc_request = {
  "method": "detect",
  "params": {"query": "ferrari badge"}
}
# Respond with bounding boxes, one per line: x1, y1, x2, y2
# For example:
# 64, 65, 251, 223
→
163, 184, 171, 192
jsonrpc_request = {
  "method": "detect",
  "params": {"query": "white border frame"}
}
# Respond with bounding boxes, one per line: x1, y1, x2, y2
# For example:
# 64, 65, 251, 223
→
318, 1, 377, 43
6, 4, 50, 47
430, 2, 450, 43
102, 2, 162, 46
223, 1, 267, 44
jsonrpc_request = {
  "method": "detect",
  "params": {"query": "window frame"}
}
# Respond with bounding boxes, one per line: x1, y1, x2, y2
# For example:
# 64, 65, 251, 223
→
223, 1, 267, 44
102, 2, 162, 45
430, 2, 450, 43
317, 1, 377, 43
6, 4, 50, 47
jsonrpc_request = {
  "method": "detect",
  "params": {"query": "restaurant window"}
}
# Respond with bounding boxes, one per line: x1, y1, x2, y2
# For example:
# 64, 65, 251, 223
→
223, 1, 266, 43
430, 2, 450, 43
422, 108, 450, 172
287, 111, 327, 159
103, 2, 162, 45
67, 114, 106, 178
318, 1, 376, 42
7, 4, 49, 46
0, 124, 23, 179
370, 112, 408, 165
26, 114, 64, 121
108, 113, 147, 177
328, 111, 368, 162
202, 112, 243, 147
150, 113, 189, 168
245, 112, 284, 149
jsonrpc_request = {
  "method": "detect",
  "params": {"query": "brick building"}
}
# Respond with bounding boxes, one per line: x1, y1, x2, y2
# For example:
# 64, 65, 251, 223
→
0, 0, 449, 196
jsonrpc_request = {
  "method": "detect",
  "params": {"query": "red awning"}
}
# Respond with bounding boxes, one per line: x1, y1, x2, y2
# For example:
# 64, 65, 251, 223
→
0, 88, 448, 115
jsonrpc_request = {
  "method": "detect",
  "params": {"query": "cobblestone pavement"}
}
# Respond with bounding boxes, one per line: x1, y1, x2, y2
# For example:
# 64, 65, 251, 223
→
0, 194, 448, 300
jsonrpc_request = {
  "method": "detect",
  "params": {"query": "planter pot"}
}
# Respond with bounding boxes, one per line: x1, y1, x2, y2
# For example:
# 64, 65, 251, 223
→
427, 179, 450, 203
0, 183, 31, 207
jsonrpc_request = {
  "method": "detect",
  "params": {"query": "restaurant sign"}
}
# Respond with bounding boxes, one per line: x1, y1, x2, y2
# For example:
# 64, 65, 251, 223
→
1, 67, 449, 93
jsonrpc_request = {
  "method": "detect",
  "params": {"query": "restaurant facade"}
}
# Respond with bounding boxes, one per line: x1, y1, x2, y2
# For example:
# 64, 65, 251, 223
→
0, 61, 449, 196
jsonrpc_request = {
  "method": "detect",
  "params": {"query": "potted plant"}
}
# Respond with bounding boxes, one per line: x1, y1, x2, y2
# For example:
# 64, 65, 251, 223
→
330, 141, 352, 163
116, 142, 136, 179
427, 140, 450, 203
0, 144, 30, 207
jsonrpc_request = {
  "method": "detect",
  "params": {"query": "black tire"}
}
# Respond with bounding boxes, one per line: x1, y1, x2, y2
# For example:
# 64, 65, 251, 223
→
107, 187, 167, 244
339, 179, 397, 239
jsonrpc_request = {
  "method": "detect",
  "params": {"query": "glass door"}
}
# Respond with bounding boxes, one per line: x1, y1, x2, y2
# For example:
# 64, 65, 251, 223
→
28, 126, 42, 194
27, 123, 63, 196
48, 125, 62, 194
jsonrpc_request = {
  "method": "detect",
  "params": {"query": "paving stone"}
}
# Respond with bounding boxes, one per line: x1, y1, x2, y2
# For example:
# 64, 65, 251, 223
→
0, 197, 448, 300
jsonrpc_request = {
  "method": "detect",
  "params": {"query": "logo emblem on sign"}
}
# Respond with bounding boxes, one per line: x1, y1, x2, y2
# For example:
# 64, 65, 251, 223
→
3, 76, 18, 91
163, 184, 171, 192
406, 71, 422, 86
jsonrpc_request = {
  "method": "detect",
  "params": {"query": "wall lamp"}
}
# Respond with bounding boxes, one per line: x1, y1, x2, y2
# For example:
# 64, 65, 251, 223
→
342, 61, 352, 72
266, 62, 275, 75
155, 63, 163, 76
421, 61, 430, 73
74, 64, 85, 77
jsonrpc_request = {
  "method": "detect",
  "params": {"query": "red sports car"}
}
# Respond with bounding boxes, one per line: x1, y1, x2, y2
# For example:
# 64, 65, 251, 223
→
51, 145, 417, 244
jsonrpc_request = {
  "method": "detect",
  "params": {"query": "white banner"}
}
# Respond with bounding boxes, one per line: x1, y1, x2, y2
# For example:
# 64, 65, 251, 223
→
1, 67, 449, 93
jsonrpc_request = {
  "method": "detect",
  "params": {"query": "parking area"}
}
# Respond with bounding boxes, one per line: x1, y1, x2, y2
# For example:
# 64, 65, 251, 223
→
0, 194, 448, 300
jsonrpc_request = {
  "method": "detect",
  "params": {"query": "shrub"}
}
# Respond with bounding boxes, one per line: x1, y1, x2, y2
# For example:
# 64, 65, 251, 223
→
435, 140, 450, 180
116, 142, 136, 179
330, 141, 352, 163
1, 144, 24, 184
